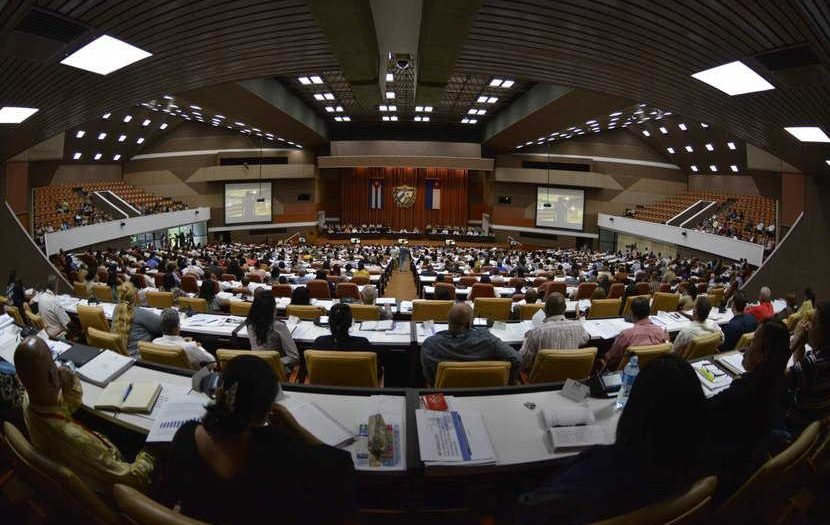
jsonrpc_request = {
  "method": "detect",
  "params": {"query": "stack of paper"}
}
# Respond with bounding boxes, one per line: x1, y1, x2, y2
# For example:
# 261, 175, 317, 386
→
360, 320, 394, 331
715, 353, 746, 375
146, 397, 207, 442
692, 360, 732, 395
284, 402, 354, 447
543, 406, 606, 451
583, 319, 632, 340
415, 409, 496, 465
77, 350, 135, 387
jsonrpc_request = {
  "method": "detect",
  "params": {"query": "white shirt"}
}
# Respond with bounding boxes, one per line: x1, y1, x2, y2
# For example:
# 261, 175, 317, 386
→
152, 334, 215, 368
672, 320, 724, 354
37, 290, 70, 339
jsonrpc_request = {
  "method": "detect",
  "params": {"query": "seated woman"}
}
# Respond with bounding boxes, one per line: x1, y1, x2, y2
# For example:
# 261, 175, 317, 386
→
166, 356, 357, 525
162, 262, 181, 293
245, 289, 299, 370
112, 282, 162, 357
312, 303, 371, 351
290, 286, 311, 306
517, 355, 708, 525
197, 279, 223, 312
707, 318, 791, 501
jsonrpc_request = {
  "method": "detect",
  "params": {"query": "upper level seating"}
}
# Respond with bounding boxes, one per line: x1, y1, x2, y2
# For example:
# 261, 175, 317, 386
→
629, 191, 729, 224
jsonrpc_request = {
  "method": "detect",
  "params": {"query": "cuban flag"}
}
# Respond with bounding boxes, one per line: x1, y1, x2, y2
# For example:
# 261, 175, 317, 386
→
369, 179, 383, 209
425, 179, 441, 210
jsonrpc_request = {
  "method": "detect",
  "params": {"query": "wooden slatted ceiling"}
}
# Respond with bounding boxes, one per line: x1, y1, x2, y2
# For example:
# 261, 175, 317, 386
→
458, 0, 830, 173
0, 0, 338, 159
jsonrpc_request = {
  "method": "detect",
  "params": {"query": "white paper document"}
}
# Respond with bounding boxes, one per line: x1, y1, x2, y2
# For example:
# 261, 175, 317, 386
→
77, 350, 135, 387
146, 396, 207, 442
583, 318, 633, 340
548, 425, 606, 450
284, 402, 354, 447
715, 353, 746, 375
415, 409, 496, 465
543, 406, 596, 428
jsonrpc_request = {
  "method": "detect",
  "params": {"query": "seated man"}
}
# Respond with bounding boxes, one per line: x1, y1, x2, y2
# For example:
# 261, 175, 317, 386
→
604, 296, 668, 370
421, 303, 520, 385
672, 296, 724, 355
37, 274, 71, 339
787, 301, 830, 433
520, 293, 590, 373
746, 286, 775, 322
721, 291, 758, 351
14, 337, 155, 496
152, 308, 216, 368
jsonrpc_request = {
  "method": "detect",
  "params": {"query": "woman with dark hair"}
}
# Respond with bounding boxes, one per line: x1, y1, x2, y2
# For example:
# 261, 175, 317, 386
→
312, 303, 371, 351
707, 318, 791, 499
166, 356, 357, 525
162, 262, 181, 292
518, 355, 708, 524
290, 286, 311, 306
10, 278, 25, 310
198, 279, 221, 312
245, 290, 299, 369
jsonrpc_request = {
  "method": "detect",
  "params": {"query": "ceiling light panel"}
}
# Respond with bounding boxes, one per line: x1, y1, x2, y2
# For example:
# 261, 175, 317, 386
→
60, 35, 152, 75
691, 60, 775, 96
784, 127, 830, 143
0, 106, 38, 123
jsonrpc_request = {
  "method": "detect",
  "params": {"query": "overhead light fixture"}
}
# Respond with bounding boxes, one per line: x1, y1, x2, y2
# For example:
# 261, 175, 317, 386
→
102, 112, 111, 119
385, 73, 393, 82
234, 121, 245, 126
385, 91, 395, 99
461, 118, 470, 124
730, 165, 739, 172
489, 78, 503, 87
468, 109, 477, 115
477, 96, 488, 103
424, 106, 433, 112
159, 123, 168, 130
685, 145, 694, 152
189, 105, 201, 110
487, 97, 498, 103
784, 126, 830, 143
342, 116, 350, 122
97, 132, 107, 140
310, 75, 323, 84
389, 105, 397, 111
136, 137, 144, 144
118, 134, 127, 142
586, 120, 597, 125
323, 93, 335, 100
678, 123, 688, 131
73, 152, 82, 160
705, 143, 714, 151
325, 106, 335, 113
75, 130, 85, 138
727, 141, 736, 150
335, 106, 343, 112
476, 109, 486, 115
691, 60, 775, 96
826, 160, 830, 167
642, 130, 651, 137
422, 116, 430, 122
690, 165, 698, 172
142, 119, 151, 126
382, 116, 390, 122
60, 34, 152, 75
390, 115, 397, 121
123, 115, 132, 123
667, 147, 675, 154
469, 118, 478, 124
709, 165, 718, 172
94, 153, 102, 160
414, 106, 423, 112
0, 106, 38, 123
334, 116, 343, 122
501, 80, 514, 88
313, 94, 325, 101
701, 123, 709, 128
414, 116, 422, 122
659, 127, 668, 134
163, 95, 173, 100
298, 76, 311, 85
609, 112, 622, 117
113, 154, 121, 161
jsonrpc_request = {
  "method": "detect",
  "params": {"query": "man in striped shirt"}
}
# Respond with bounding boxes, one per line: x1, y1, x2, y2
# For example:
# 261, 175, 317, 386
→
520, 293, 590, 373
787, 301, 830, 433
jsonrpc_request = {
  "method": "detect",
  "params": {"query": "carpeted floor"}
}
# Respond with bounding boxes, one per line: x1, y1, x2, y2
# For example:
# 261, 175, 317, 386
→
383, 269, 418, 300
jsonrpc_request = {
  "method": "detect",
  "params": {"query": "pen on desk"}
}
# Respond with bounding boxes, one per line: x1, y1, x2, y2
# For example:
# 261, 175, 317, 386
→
122, 383, 133, 403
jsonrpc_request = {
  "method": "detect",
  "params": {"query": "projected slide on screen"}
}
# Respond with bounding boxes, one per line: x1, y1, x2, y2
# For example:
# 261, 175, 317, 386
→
535, 187, 585, 230
224, 182, 272, 224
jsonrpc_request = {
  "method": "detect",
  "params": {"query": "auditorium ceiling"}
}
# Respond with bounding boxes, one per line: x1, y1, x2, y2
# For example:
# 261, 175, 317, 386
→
0, 0, 827, 174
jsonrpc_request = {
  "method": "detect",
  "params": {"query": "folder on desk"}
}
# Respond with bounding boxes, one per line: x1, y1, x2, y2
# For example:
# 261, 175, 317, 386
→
416, 409, 496, 465
59, 344, 103, 368
77, 350, 135, 387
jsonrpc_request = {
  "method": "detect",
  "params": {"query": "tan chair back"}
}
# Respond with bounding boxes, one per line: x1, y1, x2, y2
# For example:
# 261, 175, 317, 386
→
87, 327, 128, 356
5, 305, 24, 326
307, 279, 331, 299
180, 275, 199, 294
77, 304, 109, 332
412, 300, 454, 322
588, 476, 717, 525
113, 484, 210, 525
177, 297, 208, 313
216, 349, 287, 382
607, 283, 625, 299
617, 342, 672, 371
735, 331, 755, 351
622, 295, 650, 316
575, 282, 597, 300
336, 282, 361, 301
2, 422, 120, 525
434, 360, 510, 388
518, 303, 545, 320
138, 341, 192, 369
528, 348, 597, 384
468, 283, 496, 301
682, 332, 721, 360
229, 300, 252, 316
708, 287, 725, 309
433, 282, 457, 300
271, 284, 293, 297
473, 298, 512, 321
305, 349, 378, 387
92, 284, 112, 302
145, 291, 174, 309
73, 282, 88, 298
285, 305, 325, 320
350, 275, 370, 285
349, 304, 381, 321
651, 292, 680, 314
587, 299, 622, 319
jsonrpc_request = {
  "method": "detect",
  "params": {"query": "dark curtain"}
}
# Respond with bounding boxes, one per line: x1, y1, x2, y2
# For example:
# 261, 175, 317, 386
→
340, 167, 468, 230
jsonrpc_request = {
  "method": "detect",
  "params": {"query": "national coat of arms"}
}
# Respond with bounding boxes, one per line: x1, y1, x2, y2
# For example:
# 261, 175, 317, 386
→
392, 185, 417, 208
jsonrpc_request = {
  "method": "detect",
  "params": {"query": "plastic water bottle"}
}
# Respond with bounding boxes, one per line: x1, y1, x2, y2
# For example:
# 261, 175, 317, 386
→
616, 355, 640, 409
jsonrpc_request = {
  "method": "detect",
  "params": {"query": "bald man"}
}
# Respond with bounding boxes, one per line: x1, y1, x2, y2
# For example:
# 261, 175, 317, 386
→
519, 293, 590, 373
14, 336, 155, 497
420, 303, 520, 385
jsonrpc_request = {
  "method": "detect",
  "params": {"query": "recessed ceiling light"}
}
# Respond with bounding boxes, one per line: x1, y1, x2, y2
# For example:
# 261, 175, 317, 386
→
385, 92, 395, 99
322, 93, 335, 100
678, 123, 688, 131
325, 106, 335, 113
414, 116, 422, 122
685, 145, 694, 152
487, 97, 498, 103
710, 165, 718, 172
0, 106, 38, 123
75, 130, 85, 138
97, 132, 107, 140
94, 153, 102, 160
73, 152, 82, 160
704, 143, 715, 151
118, 134, 127, 142
489, 78, 503, 87
424, 106, 433, 112
335, 106, 343, 112
298, 76, 311, 85
659, 127, 668, 134
641, 130, 651, 137
379, 105, 388, 112
102, 112, 111, 119
113, 154, 121, 161
667, 147, 675, 154
690, 165, 698, 172
142, 119, 151, 126
234, 121, 245, 126
501, 80, 514, 88
423, 116, 430, 122
586, 120, 597, 125
342, 116, 350, 122
730, 165, 739, 172
334, 116, 343, 122
163, 95, 173, 100
784, 126, 830, 143
159, 123, 168, 130
414, 106, 423, 112
385, 73, 393, 82
60, 35, 152, 75
136, 137, 144, 144
477, 96, 488, 103
691, 60, 775, 96
476, 109, 486, 115
382, 116, 390, 122
123, 115, 132, 123
313, 94, 325, 101
189, 105, 201, 110
389, 105, 397, 111
826, 160, 830, 167
609, 112, 622, 117
469, 118, 478, 124
701, 122, 709, 128
310, 75, 323, 84
461, 118, 470, 124
390, 115, 398, 121
468, 109, 477, 115
727, 141, 736, 150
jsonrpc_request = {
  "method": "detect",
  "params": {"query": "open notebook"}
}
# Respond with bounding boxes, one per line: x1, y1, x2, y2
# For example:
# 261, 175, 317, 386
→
543, 406, 606, 451
94, 382, 161, 413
